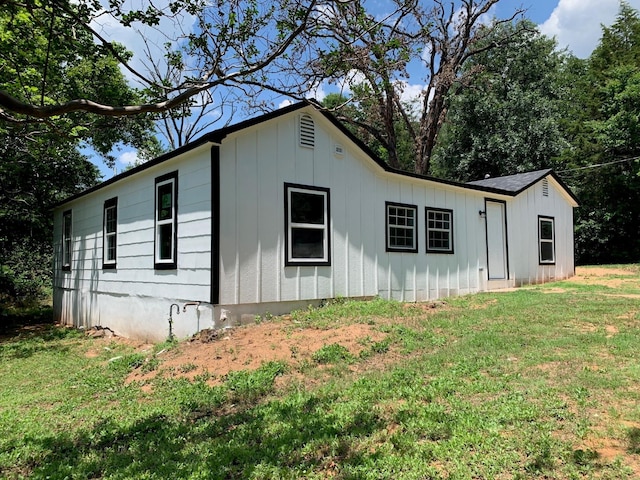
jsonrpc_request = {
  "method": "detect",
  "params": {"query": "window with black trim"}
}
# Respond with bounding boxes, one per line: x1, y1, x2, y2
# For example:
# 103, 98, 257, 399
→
62, 210, 72, 271
426, 207, 454, 253
385, 202, 418, 252
155, 172, 178, 269
103, 197, 118, 269
539, 216, 555, 264
285, 183, 330, 266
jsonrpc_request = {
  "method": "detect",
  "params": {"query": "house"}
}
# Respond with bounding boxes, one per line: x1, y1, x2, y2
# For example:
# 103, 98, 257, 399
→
53, 101, 579, 341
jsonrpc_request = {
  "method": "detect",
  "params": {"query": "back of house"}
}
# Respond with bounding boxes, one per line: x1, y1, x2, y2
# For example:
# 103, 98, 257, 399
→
53, 101, 578, 341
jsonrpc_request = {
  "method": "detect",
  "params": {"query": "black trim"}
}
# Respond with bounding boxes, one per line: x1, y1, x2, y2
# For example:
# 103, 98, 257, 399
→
211, 146, 221, 304
62, 209, 72, 272
484, 198, 510, 280
425, 207, 454, 254
385, 201, 419, 253
284, 182, 331, 267
538, 215, 556, 265
102, 197, 118, 270
53, 100, 578, 210
154, 171, 178, 270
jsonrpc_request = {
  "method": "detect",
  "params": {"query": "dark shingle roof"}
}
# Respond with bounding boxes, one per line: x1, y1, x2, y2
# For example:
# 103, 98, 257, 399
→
467, 169, 552, 193
467, 168, 579, 205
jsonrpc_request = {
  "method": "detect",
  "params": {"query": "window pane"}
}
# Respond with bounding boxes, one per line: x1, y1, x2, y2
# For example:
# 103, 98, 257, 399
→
291, 228, 324, 258
106, 235, 116, 261
157, 183, 173, 221
291, 191, 324, 224
540, 241, 554, 262
387, 205, 416, 250
540, 220, 553, 240
105, 207, 116, 233
64, 239, 71, 265
390, 227, 414, 248
159, 224, 173, 260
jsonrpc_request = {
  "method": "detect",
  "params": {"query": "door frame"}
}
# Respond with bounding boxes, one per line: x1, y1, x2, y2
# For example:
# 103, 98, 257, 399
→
484, 198, 510, 280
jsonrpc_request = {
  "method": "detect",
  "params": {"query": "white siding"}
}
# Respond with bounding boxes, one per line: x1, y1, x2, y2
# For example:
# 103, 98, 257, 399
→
53, 145, 213, 341
217, 107, 491, 308
53, 105, 577, 340
507, 177, 575, 285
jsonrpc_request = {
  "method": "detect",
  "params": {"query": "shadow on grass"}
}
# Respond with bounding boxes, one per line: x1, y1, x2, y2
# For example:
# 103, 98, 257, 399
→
0, 307, 82, 359
17, 393, 384, 479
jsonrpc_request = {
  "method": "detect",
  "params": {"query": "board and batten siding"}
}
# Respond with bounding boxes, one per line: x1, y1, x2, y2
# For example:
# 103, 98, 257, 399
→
508, 176, 575, 285
216, 107, 491, 317
53, 146, 213, 341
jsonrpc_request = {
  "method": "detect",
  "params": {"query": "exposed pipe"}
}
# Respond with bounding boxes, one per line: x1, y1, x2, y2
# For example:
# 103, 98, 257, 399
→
183, 301, 201, 312
168, 303, 180, 341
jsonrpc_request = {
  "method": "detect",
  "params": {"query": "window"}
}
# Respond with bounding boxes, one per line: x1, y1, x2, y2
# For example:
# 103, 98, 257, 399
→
426, 208, 454, 253
285, 183, 330, 266
155, 172, 178, 269
386, 202, 418, 252
103, 197, 118, 269
62, 210, 72, 271
539, 216, 555, 264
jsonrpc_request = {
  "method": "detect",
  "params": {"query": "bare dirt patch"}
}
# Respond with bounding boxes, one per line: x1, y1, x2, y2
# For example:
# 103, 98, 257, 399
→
573, 266, 638, 289
125, 319, 389, 386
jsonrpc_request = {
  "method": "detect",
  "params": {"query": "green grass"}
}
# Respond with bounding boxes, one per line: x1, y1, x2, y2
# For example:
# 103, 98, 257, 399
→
2, 266, 640, 478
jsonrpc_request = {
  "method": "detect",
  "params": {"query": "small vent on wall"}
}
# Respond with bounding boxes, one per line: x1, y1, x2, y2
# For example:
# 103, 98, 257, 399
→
334, 144, 344, 156
542, 178, 549, 197
299, 114, 315, 148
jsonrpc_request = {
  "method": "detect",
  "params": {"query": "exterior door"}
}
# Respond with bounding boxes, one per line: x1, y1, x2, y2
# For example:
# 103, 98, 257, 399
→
485, 200, 508, 280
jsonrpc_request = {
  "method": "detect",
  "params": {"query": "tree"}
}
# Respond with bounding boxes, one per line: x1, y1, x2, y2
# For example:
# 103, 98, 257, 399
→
274, 0, 525, 174
0, 1, 156, 305
430, 20, 568, 181
0, 0, 319, 121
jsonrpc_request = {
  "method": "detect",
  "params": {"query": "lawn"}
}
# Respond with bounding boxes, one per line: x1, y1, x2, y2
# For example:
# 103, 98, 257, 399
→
1, 265, 640, 479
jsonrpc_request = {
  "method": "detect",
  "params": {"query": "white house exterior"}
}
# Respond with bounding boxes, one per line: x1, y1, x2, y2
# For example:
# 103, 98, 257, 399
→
53, 101, 579, 341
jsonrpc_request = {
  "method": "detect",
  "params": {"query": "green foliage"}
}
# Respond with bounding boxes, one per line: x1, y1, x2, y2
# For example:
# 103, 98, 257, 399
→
311, 343, 354, 364
0, 0, 161, 307
562, 3, 640, 264
432, 20, 568, 181
225, 361, 287, 403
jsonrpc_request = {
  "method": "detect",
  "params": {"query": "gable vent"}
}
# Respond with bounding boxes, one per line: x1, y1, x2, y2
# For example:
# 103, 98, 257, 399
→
542, 178, 549, 197
299, 114, 315, 148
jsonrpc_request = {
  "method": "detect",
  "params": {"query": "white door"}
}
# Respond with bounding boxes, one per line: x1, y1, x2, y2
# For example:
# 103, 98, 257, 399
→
486, 200, 508, 280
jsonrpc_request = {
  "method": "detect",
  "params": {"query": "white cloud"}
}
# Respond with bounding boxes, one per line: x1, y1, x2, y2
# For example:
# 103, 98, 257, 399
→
90, 2, 195, 86
278, 99, 293, 108
396, 81, 424, 104
118, 150, 139, 166
539, 0, 640, 58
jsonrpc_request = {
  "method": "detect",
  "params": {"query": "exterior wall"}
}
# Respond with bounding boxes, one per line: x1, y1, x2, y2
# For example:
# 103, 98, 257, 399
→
53, 145, 213, 342
52, 104, 578, 340
507, 177, 575, 285
216, 106, 492, 322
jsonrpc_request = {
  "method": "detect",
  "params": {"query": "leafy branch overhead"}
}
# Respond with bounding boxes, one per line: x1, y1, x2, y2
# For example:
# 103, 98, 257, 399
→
274, 0, 527, 174
0, 0, 319, 121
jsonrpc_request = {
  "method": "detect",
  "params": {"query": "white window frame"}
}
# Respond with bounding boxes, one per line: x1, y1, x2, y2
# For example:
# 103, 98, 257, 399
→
386, 202, 418, 253
285, 183, 330, 266
155, 172, 178, 269
538, 216, 556, 264
62, 210, 72, 271
103, 197, 117, 269
426, 207, 454, 254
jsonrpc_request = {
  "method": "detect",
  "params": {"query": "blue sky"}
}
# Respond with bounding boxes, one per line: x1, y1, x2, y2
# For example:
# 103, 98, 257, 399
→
93, 0, 640, 178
